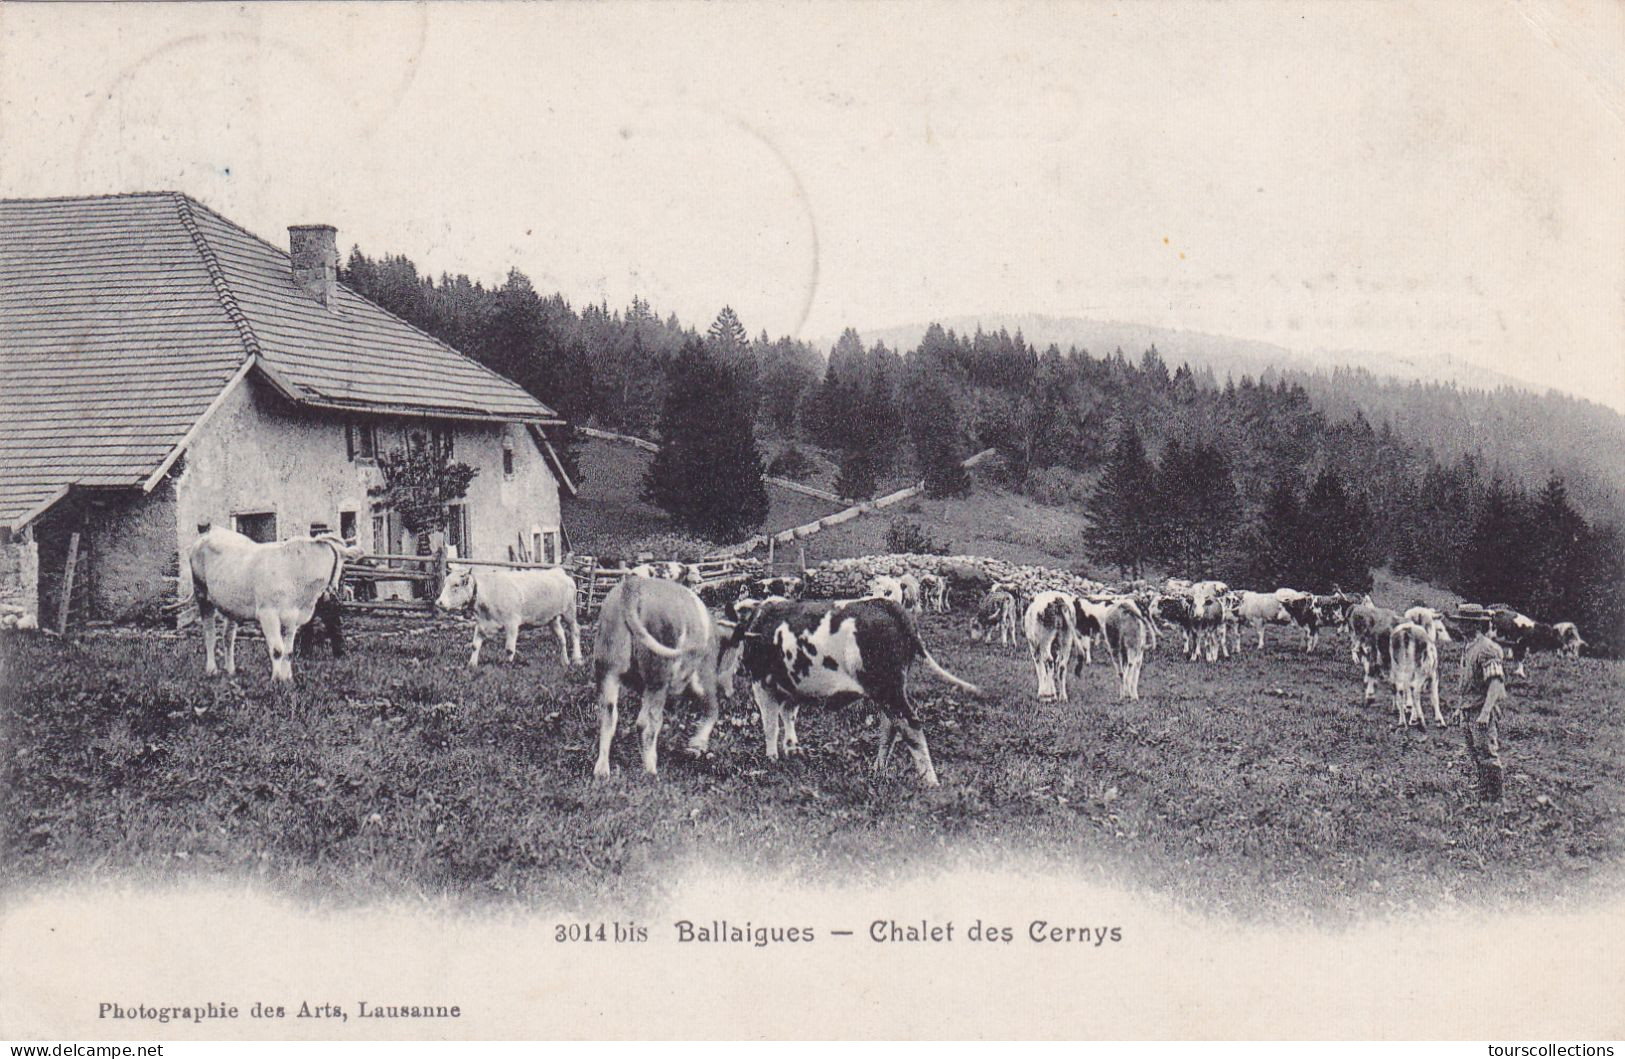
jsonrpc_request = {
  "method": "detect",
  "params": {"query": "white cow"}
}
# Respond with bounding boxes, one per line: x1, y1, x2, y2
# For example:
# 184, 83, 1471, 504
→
186, 527, 362, 683
435, 564, 583, 667
1024, 591, 1077, 701
1234, 590, 1292, 649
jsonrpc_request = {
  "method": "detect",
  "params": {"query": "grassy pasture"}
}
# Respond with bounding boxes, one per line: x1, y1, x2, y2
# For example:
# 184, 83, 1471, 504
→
2, 615, 1622, 922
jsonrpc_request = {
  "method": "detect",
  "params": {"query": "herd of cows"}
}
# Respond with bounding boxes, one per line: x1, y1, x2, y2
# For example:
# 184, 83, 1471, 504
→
181, 525, 1590, 789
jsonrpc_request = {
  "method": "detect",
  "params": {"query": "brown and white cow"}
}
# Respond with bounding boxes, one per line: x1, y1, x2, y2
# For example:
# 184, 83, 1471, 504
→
721, 596, 979, 787
1154, 594, 1198, 657
868, 573, 923, 615
736, 575, 804, 603
186, 527, 363, 683
1071, 596, 1113, 665
1102, 600, 1149, 700
1487, 608, 1566, 676
1024, 591, 1078, 701
969, 586, 1020, 645
1348, 601, 1402, 705
1389, 620, 1444, 727
1278, 591, 1353, 653
1553, 621, 1586, 660
591, 576, 724, 779
630, 561, 702, 586
918, 573, 950, 613
435, 565, 583, 667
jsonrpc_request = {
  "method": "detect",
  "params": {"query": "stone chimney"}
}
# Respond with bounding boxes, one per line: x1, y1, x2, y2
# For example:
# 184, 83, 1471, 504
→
288, 224, 339, 307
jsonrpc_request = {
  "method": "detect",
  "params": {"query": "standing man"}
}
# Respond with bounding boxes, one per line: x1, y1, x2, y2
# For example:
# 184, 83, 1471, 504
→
1458, 622, 1510, 803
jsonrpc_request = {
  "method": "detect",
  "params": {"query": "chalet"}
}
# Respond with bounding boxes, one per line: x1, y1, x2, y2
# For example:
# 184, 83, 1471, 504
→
0, 192, 575, 627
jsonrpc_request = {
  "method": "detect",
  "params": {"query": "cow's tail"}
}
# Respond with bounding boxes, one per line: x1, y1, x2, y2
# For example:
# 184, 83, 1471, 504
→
624, 601, 687, 659
906, 623, 980, 695
321, 538, 348, 595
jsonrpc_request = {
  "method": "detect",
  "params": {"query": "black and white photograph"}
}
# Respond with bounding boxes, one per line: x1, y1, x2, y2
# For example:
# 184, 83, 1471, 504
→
1, 0, 1622, 1042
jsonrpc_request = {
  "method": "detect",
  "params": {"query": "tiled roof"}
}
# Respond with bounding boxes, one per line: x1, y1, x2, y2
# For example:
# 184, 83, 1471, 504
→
0, 192, 558, 529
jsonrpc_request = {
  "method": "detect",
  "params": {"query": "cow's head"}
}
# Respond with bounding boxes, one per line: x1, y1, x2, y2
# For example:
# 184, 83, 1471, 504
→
435, 566, 477, 612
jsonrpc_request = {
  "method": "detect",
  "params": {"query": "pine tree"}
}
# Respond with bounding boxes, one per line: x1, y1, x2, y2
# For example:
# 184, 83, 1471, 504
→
905, 324, 972, 498
1083, 425, 1157, 576
1299, 469, 1375, 592
834, 449, 879, 501
1461, 478, 1532, 606
1530, 475, 1586, 619
1150, 438, 1193, 570
642, 338, 770, 542
1248, 472, 1304, 587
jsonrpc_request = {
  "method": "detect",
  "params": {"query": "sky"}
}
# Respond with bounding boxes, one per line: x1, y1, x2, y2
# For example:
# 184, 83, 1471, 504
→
2, 1, 1621, 409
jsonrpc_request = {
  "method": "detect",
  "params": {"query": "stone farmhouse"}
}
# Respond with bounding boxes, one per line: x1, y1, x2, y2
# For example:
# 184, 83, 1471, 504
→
0, 192, 575, 627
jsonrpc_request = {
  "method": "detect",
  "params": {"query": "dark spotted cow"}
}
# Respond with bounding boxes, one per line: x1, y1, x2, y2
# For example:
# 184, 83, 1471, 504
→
1348, 601, 1402, 704
1279, 591, 1353, 653
1155, 594, 1197, 657
720, 597, 979, 787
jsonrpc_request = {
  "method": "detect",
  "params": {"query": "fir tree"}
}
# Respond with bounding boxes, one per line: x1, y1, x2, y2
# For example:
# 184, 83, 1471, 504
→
642, 338, 770, 542
834, 449, 879, 501
1461, 478, 1530, 606
1247, 472, 1304, 587
1299, 469, 1375, 592
1083, 424, 1157, 577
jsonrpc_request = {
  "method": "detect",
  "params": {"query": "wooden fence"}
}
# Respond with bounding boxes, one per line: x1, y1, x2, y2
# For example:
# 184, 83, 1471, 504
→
341, 549, 751, 622
568, 555, 749, 620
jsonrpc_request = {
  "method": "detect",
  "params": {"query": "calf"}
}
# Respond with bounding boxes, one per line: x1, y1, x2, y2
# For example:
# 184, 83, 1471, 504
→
722, 596, 979, 787
1102, 600, 1148, 700
868, 575, 907, 608
186, 527, 362, 683
435, 564, 582, 667
592, 577, 724, 779
1188, 584, 1228, 662
1389, 620, 1444, 727
897, 574, 924, 615
293, 592, 346, 659
1024, 591, 1078, 701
